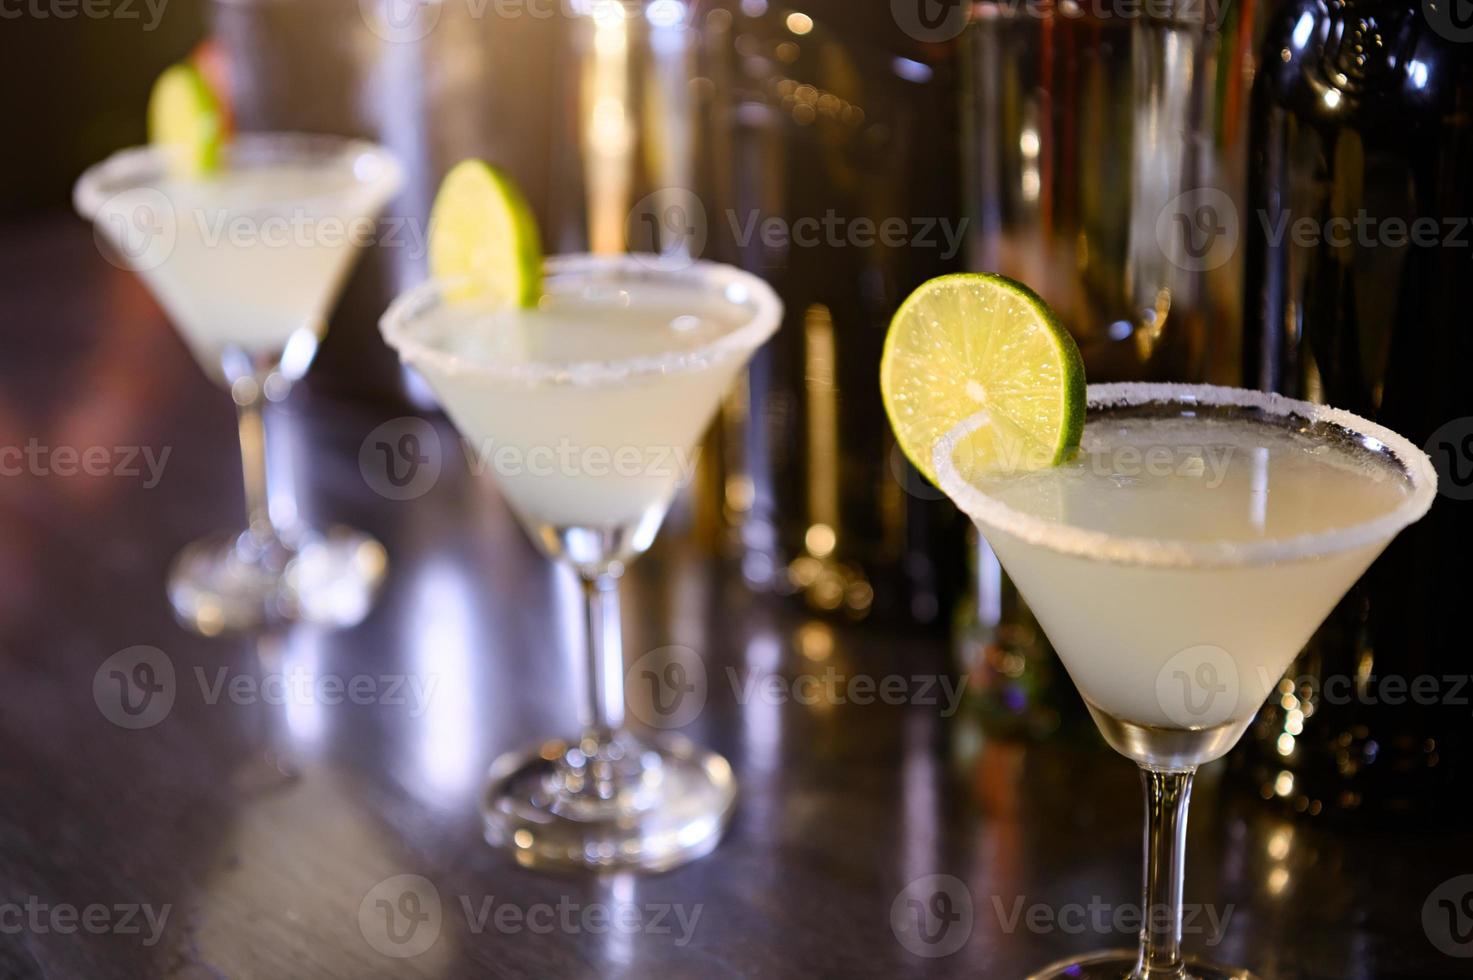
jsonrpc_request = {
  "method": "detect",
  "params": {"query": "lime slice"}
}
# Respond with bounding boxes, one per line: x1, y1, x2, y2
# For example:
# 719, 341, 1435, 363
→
147, 63, 223, 177
880, 273, 1086, 485
428, 160, 543, 306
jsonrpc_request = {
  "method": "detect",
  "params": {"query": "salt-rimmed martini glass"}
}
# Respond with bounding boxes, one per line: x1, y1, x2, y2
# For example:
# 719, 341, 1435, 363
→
75, 133, 404, 633
381, 254, 782, 871
933, 383, 1436, 980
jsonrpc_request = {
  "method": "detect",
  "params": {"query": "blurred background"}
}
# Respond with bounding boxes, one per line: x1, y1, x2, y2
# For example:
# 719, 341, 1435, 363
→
5, 1, 1473, 976
7, 0, 1473, 858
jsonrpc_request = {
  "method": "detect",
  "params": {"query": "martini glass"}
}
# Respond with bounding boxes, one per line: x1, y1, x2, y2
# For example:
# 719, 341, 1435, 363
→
75, 133, 404, 634
932, 383, 1436, 980
381, 254, 783, 872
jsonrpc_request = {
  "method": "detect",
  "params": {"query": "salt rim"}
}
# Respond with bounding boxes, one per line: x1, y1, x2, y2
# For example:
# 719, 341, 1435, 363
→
379, 253, 785, 387
932, 382, 1439, 569
73, 132, 405, 220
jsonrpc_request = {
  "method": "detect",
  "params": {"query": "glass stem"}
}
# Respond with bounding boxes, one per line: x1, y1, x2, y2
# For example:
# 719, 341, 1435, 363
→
232, 375, 285, 552
579, 571, 626, 738
1136, 766, 1195, 980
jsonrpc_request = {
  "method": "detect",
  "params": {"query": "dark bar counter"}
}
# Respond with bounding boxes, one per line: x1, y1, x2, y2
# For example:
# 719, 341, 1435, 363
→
0, 217, 1468, 979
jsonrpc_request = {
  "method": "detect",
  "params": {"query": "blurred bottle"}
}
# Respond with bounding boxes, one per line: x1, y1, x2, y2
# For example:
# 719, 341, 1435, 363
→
1238, 0, 1473, 826
211, 0, 563, 404
210, 0, 969, 621
956, 0, 1257, 737
671, 1, 968, 623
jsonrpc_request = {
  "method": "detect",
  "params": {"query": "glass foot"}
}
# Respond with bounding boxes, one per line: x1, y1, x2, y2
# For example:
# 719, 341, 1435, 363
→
483, 731, 736, 873
168, 526, 387, 634
1028, 950, 1259, 980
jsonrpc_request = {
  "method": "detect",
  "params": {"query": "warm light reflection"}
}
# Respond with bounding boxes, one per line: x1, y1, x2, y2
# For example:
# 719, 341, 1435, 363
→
281, 631, 326, 743
803, 304, 838, 549
582, 1, 632, 253
1250, 446, 1269, 531
1019, 116, 1041, 203
646, 0, 684, 28
603, 873, 639, 965
901, 710, 942, 885
1291, 11, 1315, 49
742, 634, 783, 773
804, 522, 836, 558
795, 621, 833, 663
785, 11, 813, 34
411, 557, 481, 801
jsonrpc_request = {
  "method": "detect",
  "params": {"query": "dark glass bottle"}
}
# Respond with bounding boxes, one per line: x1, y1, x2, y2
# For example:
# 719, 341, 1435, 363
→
1240, 0, 1473, 825
688, 2, 968, 625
